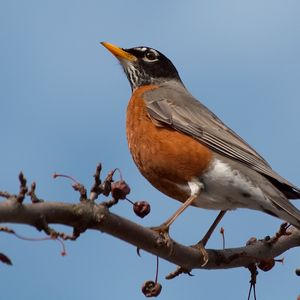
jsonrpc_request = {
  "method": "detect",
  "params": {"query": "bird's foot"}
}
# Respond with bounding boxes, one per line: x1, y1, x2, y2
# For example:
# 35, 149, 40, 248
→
191, 241, 209, 267
150, 222, 173, 249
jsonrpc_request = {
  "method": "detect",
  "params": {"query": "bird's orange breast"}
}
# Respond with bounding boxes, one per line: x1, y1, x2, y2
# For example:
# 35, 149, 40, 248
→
126, 85, 213, 202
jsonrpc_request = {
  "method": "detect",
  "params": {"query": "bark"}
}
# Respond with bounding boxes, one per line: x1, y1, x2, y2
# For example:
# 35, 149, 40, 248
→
1, 198, 299, 271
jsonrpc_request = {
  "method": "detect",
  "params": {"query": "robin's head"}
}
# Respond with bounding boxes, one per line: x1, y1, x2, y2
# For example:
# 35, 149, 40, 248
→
101, 42, 182, 90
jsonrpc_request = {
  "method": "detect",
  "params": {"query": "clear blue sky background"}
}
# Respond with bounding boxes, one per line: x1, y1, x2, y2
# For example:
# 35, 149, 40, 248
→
1, 1, 300, 299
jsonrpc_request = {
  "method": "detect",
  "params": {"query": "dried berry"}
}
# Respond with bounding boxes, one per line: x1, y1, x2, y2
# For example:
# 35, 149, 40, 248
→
111, 180, 130, 200
133, 201, 151, 218
141, 280, 162, 297
258, 259, 275, 272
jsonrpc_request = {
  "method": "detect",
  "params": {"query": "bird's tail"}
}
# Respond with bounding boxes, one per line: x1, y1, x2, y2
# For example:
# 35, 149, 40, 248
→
269, 196, 300, 230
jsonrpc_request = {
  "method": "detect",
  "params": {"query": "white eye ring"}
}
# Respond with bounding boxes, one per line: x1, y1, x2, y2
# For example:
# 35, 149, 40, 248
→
143, 50, 158, 62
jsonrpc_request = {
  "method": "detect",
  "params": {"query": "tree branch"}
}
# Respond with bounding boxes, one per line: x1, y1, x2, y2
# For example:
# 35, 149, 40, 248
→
1, 198, 299, 271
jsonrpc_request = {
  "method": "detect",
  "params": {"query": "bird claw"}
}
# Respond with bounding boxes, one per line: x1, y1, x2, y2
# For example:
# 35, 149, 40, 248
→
191, 241, 209, 267
150, 223, 173, 249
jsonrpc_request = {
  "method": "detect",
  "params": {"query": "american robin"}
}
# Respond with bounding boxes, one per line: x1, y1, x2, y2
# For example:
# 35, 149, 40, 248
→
101, 42, 300, 236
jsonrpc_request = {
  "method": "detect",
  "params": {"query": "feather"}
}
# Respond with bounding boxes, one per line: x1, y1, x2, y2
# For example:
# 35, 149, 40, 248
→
144, 81, 300, 199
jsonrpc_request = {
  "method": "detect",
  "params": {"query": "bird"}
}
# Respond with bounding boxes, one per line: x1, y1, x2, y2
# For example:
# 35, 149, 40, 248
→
101, 42, 300, 237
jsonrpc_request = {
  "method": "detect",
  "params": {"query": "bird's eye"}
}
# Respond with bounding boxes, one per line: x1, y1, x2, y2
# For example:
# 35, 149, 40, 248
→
144, 50, 158, 61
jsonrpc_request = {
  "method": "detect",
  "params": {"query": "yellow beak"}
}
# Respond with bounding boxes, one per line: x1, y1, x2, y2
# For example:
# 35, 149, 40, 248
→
101, 42, 136, 61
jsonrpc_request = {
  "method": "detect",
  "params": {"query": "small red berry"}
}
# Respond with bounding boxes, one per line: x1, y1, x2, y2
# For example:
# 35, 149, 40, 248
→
258, 259, 275, 272
133, 201, 151, 218
141, 280, 162, 297
111, 180, 130, 200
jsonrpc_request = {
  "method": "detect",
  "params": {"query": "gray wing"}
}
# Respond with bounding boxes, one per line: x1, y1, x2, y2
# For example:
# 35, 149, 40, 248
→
143, 83, 300, 199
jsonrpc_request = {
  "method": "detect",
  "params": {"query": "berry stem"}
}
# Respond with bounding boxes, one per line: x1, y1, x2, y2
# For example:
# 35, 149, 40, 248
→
155, 256, 159, 284
53, 173, 79, 184
125, 197, 135, 205
113, 168, 123, 181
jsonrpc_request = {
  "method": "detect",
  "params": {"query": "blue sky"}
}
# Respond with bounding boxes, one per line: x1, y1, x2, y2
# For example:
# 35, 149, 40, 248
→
1, 1, 300, 299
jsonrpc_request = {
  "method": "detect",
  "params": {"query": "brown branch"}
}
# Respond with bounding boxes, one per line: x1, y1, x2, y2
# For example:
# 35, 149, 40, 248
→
1, 199, 299, 271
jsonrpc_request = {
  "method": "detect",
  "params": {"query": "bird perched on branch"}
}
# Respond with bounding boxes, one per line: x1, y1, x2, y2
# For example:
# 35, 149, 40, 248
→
101, 42, 300, 238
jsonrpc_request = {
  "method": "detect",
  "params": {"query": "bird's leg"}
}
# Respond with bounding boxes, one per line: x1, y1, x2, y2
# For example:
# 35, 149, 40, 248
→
198, 210, 227, 247
191, 210, 226, 266
153, 194, 199, 234
165, 211, 227, 278
151, 182, 203, 242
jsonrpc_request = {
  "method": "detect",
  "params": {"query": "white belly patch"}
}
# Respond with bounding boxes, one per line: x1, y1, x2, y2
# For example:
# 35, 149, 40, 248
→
192, 159, 269, 210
